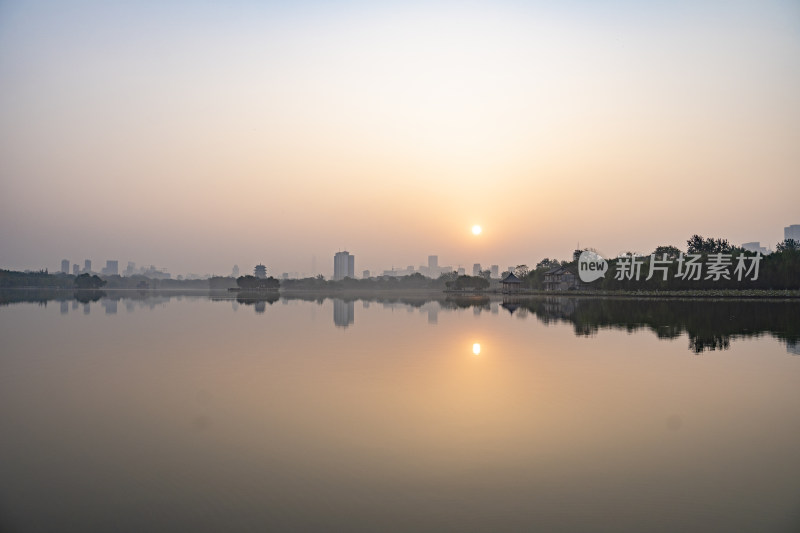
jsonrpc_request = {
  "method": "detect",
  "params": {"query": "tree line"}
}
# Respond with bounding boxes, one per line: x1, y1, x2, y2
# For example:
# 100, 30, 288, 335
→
512, 236, 800, 291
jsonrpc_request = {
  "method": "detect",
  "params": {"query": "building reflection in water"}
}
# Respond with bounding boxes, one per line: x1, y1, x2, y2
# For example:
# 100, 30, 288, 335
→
427, 306, 438, 325
333, 299, 354, 328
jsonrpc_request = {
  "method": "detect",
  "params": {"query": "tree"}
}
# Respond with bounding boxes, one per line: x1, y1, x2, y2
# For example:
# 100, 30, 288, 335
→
687, 235, 733, 254
536, 258, 560, 270
446, 275, 490, 290
712, 238, 732, 253
237, 275, 279, 290
651, 245, 682, 260
514, 265, 529, 277
438, 271, 458, 283
572, 247, 599, 262
776, 239, 799, 253
74, 273, 106, 289
686, 235, 705, 254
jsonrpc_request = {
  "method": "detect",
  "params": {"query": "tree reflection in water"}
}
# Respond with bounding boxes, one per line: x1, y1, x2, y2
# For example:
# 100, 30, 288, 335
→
2, 289, 798, 353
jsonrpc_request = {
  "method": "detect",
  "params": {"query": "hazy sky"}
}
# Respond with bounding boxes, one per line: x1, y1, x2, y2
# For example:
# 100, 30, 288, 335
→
1, 0, 798, 277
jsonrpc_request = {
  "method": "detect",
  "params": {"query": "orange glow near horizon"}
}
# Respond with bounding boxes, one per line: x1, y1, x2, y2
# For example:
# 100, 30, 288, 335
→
0, 2, 798, 276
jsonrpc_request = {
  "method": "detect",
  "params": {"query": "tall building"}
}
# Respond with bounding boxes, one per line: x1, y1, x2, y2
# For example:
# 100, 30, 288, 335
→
254, 264, 267, 279
102, 260, 119, 276
72, 264, 80, 275
232, 265, 239, 278
491, 265, 499, 278
473, 263, 482, 276
60, 259, 69, 274
124, 262, 136, 276
333, 251, 354, 280
742, 242, 768, 254
428, 255, 438, 271
362, 270, 370, 279
84, 259, 92, 273
785, 224, 800, 242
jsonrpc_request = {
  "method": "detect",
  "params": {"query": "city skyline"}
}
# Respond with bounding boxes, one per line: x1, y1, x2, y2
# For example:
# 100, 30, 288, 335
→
45, 219, 798, 280
1, 1, 798, 276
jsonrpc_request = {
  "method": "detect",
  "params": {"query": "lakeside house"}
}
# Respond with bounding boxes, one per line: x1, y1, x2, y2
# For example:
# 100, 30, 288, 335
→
543, 266, 581, 291
501, 272, 523, 293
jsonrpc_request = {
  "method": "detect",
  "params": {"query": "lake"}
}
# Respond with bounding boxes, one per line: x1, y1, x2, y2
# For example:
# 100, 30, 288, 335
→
1, 290, 799, 532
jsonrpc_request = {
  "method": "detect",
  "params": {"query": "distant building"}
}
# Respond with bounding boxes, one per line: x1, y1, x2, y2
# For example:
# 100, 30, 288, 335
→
427, 255, 439, 276
102, 260, 119, 276
60, 259, 69, 274
232, 265, 239, 278
334, 251, 354, 280
491, 265, 499, 278
472, 263, 482, 276
254, 264, 267, 279
785, 225, 800, 242
742, 242, 769, 254
83, 259, 92, 273
457, 267, 466, 276
72, 264, 80, 275
381, 266, 416, 277
282, 273, 289, 280
362, 270, 370, 279
141, 265, 171, 279
543, 266, 580, 291
124, 262, 136, 276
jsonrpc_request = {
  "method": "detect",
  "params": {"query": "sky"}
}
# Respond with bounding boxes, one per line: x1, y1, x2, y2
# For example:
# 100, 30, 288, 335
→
1, 0, 798, 277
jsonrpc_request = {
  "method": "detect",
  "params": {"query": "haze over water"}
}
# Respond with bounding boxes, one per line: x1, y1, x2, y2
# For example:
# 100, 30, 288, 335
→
1, 292, 799, 532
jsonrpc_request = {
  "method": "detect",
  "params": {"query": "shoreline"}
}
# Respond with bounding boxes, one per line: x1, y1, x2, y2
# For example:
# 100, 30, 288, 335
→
3, 286, 800, 299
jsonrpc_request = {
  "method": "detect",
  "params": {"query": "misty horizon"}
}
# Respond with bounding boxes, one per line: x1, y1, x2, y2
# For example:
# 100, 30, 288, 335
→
1, 1, 798, 277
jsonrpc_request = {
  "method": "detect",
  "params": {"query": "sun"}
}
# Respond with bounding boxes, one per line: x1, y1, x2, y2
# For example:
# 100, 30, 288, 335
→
472, 225, 482, 235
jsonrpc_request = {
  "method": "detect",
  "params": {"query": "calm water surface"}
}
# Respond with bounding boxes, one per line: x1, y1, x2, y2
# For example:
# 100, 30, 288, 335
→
1, 291, 799, 532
